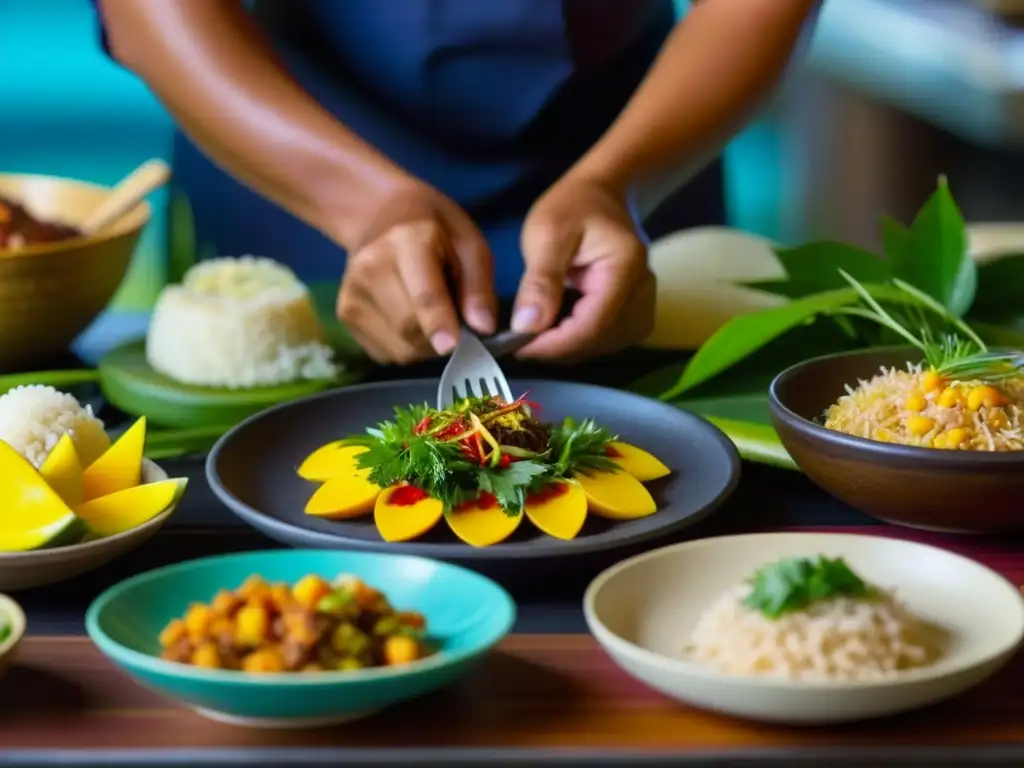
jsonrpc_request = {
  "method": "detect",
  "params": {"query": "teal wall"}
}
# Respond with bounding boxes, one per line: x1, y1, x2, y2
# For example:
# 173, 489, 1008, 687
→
0, 0, 785, 311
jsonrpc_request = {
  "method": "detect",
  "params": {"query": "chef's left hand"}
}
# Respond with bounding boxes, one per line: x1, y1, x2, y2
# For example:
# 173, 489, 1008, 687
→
511, 176, 655, 361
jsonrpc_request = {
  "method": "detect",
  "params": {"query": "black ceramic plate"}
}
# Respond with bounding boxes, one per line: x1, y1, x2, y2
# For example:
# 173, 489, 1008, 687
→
206, 379, 741, 562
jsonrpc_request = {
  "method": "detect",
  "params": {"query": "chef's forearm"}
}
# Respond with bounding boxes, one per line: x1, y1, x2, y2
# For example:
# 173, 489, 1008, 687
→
568, 0, 819, 200
98, 0, 408, 249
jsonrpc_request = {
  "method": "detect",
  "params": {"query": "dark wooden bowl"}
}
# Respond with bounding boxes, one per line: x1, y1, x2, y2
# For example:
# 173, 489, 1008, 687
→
768, 347, 1024, 534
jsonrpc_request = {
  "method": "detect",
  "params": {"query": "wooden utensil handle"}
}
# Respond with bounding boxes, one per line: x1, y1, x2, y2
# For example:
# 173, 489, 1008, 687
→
80, 159, 171, 235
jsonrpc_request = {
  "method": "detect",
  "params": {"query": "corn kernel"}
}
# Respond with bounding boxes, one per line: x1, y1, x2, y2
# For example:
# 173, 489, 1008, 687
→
967, 385, 1008, 411
234, 604, 270, 647
210, 589, 242, 617
907, 415, 935, 436
184, 603, 215, 642
383, 636, 420, 666
922, 370, 944, 392
990, 410, 1009, 430
945, 428, 970, 448
931, 433, 948, 449
937, 387, 963, 408
241, 647, 286, 673
905, 393, 927, 412
292, 574, 333, 610
875, 428, 894, 443
159, 619, 188, 648
191, 642, 222, 669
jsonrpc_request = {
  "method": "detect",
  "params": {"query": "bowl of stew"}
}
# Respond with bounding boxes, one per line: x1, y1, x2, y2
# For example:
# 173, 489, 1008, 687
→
0, 174, 149, 370
85, 549, 516, 727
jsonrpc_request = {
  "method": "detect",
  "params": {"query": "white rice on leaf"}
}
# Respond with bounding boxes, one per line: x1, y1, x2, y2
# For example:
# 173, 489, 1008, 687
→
146, 255, 340, 389
0, 385, 110, 468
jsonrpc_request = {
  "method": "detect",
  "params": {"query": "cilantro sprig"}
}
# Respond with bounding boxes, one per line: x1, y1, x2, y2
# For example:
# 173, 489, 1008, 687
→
349, 398, 618, 516
742, 555, 875, 619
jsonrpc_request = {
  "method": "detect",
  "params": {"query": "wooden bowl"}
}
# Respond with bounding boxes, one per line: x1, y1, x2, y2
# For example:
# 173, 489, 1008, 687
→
769, 347, 1024, 534
0, 174, 149, 370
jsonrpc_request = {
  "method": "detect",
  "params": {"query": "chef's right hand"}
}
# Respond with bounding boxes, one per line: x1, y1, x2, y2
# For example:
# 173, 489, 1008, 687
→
336, 179, 497, 365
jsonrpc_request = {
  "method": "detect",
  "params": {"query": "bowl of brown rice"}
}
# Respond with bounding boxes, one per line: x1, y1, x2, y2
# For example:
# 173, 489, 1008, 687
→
769, 346, 1024, 533
583, 532, 1024, 725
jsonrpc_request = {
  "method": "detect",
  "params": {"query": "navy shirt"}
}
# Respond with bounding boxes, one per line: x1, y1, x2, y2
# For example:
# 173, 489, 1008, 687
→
93, 0, 724, 294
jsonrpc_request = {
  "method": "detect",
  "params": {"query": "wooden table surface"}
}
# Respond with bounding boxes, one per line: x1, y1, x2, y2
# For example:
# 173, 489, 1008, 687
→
4, 524, 1024, 766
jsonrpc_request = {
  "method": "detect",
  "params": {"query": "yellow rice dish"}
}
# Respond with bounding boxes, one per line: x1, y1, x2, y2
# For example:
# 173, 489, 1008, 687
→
824, 365, 1024, 451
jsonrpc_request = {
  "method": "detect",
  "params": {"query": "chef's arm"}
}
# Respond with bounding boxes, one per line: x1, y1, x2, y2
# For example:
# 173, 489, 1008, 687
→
96, 0, 406, 250
567, 0, 821, 213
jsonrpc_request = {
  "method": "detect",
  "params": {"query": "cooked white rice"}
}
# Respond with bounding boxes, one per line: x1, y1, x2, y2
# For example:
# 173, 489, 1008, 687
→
824, 363, 1024, 451
687, 582, 944, 681
0, 385, 110, 468
146, 256, 339, 389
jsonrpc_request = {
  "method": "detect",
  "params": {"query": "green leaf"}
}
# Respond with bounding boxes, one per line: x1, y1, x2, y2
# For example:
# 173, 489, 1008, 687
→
775, 242, 889, 286
970, 321, 1024, 349
967, 253, 1024, 323
743, 278, 840, 299
658, 287, 868, 400
677, 393, 771, 424
703, 417, 797, 471
743, 556, 872, 619
888, 177, 973, 315
0, 369, 100, 396
880, 215, 909, 263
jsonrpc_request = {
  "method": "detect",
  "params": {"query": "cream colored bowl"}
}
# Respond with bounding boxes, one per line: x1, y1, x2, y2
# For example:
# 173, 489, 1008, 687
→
0, 593, 25, 679
0, 173, 149, 370
0, 460, 178, 592
584, 532, 1024, 725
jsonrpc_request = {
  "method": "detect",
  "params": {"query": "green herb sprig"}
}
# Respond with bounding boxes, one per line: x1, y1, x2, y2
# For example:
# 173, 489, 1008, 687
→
351, 398, 618, 516
0, 611, 11, 645
742, 555, 874, 619
832, 270, 1024, 383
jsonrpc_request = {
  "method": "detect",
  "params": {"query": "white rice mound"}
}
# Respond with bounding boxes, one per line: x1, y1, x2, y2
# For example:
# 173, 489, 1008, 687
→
0, 385, 110, 468
146, 256, 339, 389
687, 583, 944, 682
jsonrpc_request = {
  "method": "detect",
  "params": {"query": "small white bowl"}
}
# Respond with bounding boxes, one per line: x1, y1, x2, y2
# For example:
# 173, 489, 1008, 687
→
0, 460, 180, 592
0, 593, 26, 678
584, 532, 1024, 725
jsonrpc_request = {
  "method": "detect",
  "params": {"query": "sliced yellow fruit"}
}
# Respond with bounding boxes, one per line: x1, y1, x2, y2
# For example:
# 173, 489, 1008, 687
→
374, 485, 444, 542
608, 441, 671, 482
0, 440, 84, 552
305, 473, 380, 519
576, 469, 657, 520
446, 498, 523, 547
297, 442, 370, 482
524, 481, 588, 540
39, 433, 84, 507
74, 477, 187, 537
82, 416, 146, 501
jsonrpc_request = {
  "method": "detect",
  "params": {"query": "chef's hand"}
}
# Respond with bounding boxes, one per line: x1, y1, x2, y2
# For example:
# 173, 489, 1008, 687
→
336, 179, 497, 365
512, 176, 655, 361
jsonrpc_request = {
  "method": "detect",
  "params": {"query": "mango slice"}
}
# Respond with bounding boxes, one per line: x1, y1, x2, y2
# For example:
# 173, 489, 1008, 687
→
74, 477, 187, 537
297, 442, 370, 482
0, 440, 84, 552
524, 481, 588, 540
446, 498, 523, 547
82, 416, 146, 501
374, 486, 444, 542
576, 469, 657, 520
608, 441, 671, 482
305, 473, 380, 519
39, 434, 84, 507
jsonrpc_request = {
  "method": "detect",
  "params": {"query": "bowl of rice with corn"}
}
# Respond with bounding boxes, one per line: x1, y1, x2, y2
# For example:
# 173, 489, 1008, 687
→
770, 342, 1024, 534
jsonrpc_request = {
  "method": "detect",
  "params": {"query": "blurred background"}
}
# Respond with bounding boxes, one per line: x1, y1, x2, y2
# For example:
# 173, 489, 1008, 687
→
2, 0, 1024, 310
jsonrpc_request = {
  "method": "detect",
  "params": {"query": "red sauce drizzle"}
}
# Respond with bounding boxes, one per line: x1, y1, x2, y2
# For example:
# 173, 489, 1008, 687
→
454, 492, 498, 512
388, 485, 430, 506
604, 445, 622, 458
526, 482, 568, 505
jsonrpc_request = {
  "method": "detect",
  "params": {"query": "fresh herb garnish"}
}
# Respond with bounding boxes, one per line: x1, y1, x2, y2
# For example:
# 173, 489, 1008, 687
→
352, 395, 617, 515
832, 271, 1024, 383
0, 611, 11, 644
742, 555, 874, 619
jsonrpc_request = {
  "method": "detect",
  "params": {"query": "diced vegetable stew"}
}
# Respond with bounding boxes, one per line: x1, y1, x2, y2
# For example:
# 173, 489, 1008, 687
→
159, 574, 430, 673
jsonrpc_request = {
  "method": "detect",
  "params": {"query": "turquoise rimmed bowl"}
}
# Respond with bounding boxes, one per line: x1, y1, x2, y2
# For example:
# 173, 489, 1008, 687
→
86, 550, 516, 728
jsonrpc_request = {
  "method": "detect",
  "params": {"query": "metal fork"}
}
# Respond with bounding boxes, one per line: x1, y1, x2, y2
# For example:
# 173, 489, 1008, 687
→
437, 328, 534, 409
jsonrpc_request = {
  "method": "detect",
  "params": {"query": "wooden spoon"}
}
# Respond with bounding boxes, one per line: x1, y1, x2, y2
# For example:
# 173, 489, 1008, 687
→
79, 159, 171, 236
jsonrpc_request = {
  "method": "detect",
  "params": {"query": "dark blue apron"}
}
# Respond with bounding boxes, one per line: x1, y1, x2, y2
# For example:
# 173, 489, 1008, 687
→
165, 0, 725, 296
